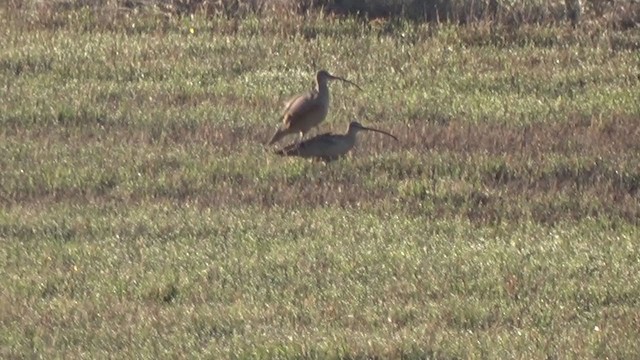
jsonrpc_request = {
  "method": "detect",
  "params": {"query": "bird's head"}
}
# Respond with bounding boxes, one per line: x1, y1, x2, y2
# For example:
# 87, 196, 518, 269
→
316, 70, 362, 90
348, 121, 398, 141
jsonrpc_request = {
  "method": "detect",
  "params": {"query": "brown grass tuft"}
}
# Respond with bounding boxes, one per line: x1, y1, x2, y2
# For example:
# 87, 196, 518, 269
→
6, 0, 640, 28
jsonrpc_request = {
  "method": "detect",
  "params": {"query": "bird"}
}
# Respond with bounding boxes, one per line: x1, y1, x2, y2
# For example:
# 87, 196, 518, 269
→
267, 70, 361, 146
274, 121, 398, 162
565, 0, 582, 28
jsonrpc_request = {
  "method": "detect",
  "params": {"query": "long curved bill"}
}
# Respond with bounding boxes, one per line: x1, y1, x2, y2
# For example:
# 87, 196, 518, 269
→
328, 74, 363, 91
361, 126, 398, 141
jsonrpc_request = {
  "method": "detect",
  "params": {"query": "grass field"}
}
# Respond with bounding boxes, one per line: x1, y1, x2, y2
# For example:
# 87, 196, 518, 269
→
1, 2, 640, 358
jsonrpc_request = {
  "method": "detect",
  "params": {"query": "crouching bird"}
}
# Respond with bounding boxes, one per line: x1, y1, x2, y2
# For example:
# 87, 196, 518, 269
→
275, 121, 398, 162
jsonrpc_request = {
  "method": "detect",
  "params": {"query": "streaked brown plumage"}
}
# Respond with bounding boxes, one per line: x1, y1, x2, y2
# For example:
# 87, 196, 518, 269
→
267, 70, 361, 146
275, 121, 398, 162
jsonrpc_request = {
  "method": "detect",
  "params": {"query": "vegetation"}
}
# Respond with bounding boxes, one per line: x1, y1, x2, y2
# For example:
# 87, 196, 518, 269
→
1, 0, 639, 358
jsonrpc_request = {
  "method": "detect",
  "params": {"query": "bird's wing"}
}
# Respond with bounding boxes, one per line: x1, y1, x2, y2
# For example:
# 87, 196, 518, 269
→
282, 91, 321, 129
305, 133, 342, 147
277, 133, 343, 158
282, 94, 301, 112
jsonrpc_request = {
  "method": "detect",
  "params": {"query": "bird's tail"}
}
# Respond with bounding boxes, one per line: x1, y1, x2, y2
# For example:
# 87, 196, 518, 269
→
274, 142, 301, 157
267, 128, 287, 146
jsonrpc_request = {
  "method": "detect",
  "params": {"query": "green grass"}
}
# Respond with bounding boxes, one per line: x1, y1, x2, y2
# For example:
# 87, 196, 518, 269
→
1, 4, 640, 359
3, 204, 639, 358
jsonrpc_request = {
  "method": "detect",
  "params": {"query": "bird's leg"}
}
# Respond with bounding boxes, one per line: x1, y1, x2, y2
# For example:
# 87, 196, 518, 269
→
298, 131, 305, 144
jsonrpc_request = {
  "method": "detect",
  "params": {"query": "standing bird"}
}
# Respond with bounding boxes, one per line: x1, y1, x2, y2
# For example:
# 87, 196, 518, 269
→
565, 0, 582, 28
275, 121, 398, 162
267, 70, 361, 146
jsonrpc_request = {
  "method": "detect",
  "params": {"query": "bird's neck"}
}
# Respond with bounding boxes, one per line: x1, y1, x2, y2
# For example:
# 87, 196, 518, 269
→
346, 128, 359, 140
316, 81, 329, 96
